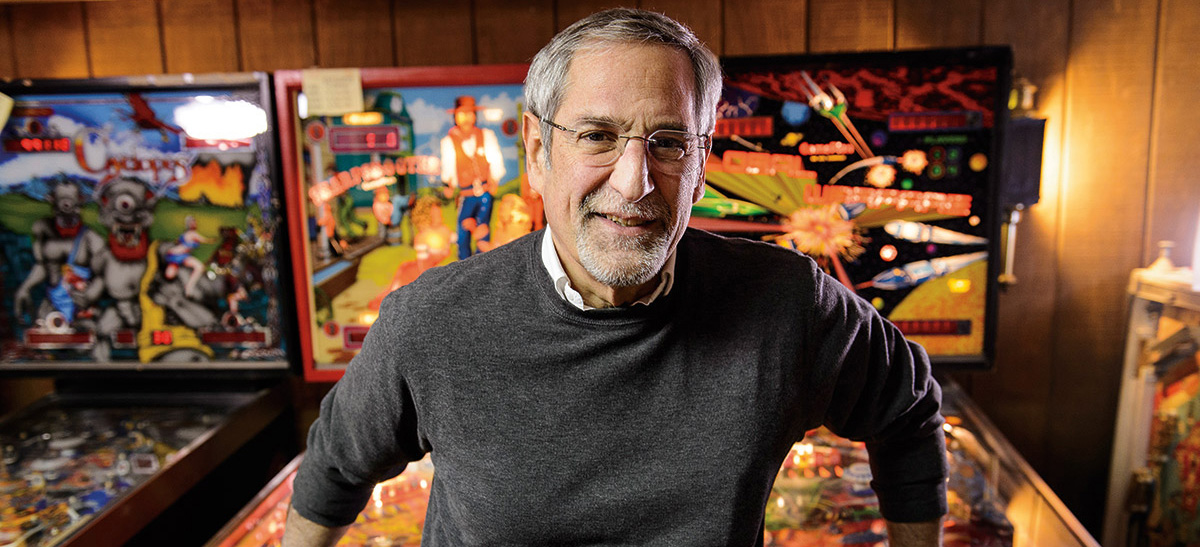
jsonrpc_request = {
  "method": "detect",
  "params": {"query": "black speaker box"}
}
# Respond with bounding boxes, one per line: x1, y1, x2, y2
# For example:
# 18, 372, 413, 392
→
1000, 117, 1046, 208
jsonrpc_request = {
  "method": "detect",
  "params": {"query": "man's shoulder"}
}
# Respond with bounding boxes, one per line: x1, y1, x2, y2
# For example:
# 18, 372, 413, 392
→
679, 228, 824, 294
682, 228, 816, 268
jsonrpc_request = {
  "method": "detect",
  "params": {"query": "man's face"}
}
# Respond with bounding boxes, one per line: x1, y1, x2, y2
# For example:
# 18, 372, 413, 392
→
525, 43, 706, 295
455, 109, 477, 130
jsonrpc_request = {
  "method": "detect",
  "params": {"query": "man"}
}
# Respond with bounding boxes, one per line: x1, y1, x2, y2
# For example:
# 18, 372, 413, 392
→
285, 8, 946, 547
441, 95, 506, 259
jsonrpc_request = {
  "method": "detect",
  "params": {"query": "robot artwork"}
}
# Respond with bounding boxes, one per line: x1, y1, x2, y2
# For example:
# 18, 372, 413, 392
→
0, 84, 289, 369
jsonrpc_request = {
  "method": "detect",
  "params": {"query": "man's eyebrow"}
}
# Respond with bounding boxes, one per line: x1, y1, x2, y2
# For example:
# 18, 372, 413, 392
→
571, 115, 623, 129
572, 115, 689, 132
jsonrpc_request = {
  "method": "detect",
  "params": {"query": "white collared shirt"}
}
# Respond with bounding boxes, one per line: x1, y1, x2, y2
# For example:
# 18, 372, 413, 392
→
540, 227, 676, 311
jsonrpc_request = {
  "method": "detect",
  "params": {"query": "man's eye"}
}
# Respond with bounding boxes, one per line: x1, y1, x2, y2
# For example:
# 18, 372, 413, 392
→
578, 131, 618, 143
650, 135, 688, 150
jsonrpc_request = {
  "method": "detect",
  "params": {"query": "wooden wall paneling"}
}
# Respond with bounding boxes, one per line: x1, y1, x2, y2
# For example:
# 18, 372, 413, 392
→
960, 0, 1072, 481
161, 0, 240, 74
1145, 0, 1200, 267
555, 0, 633, 31
236, 0, 316, 71
807, 0, 893, 53
85, 0, 164, 77
895, 0, 982, 49
394, 0, 473, 66
1049, 0, 1160, 532
638, 0, 723, 55
9, 3, 89, 78
0, 6, 14, 78
723, 0, 807, 57
314, 0, 394, 68
475, 0, 555, 65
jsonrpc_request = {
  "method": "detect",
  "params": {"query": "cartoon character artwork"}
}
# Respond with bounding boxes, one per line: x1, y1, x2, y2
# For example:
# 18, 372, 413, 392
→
290, 79, 536, 377
369, 195, 453, 311
162, 215, 212, 298
476, 193, 534, 253
124, 93, 183, 143
440, 96, 506, 260
210, 226, 250, 324
13, 180, 92, 331
0, 84, 289, 369
73, 177, 157, 361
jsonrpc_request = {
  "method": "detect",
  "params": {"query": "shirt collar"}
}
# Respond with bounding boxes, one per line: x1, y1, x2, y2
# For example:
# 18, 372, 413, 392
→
540, 227, 675, 311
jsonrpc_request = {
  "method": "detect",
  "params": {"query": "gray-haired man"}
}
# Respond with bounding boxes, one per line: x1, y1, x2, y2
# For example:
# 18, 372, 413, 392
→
284, 8, 946, 546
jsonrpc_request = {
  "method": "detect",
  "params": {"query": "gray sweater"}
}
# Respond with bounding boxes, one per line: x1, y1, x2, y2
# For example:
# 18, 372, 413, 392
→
293, 228, 948, 545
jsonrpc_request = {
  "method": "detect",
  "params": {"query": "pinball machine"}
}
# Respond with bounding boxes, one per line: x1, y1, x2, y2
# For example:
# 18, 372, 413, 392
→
1104, 264, 1200, 546
0, 72, 298, 546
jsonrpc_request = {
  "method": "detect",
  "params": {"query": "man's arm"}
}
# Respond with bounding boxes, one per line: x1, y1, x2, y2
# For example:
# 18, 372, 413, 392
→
886, 518, 944, 547
282, 506, 350, 547
802, 256, 949, 525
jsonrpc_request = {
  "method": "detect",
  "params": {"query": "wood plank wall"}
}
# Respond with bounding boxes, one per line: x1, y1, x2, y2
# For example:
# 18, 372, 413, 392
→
1, 0, 1197, 535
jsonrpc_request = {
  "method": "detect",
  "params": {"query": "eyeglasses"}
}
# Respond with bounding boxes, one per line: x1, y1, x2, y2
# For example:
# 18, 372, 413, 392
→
537, 116, 710, 173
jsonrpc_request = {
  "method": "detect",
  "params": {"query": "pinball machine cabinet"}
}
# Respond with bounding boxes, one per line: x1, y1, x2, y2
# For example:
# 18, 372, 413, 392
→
1105, 266, 1200, 547
0, 72, 298, 546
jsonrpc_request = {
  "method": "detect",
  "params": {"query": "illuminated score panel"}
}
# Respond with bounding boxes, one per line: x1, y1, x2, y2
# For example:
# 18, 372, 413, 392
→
329, 125, 402, 153
888, 111, 982, 133
714, 116, 774, 138
893, 320, 972, 336
3, 137, 72, 153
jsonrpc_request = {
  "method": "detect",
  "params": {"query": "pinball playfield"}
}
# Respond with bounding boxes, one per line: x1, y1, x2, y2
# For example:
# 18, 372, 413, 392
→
1, 389, 286, 547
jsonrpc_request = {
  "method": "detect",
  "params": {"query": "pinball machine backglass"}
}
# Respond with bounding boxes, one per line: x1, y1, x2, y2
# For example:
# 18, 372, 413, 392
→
0, 73, 291, 371
694, 47, 1012, 366
274, 66, 533, 382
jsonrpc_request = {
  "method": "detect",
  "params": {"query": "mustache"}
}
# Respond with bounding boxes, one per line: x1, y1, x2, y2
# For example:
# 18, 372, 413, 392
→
580, 189, 670, 219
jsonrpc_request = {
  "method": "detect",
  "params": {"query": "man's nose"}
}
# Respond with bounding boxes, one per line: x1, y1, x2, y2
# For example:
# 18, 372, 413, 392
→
606, 137, 654, 202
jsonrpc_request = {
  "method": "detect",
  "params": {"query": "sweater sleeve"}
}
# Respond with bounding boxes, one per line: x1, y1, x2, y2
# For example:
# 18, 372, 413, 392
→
805, 260, 949, 523
291, 291, 428, 527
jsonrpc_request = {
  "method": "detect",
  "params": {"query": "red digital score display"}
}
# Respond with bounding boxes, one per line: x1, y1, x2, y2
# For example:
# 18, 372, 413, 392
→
3, 137, 72, 153
893, 319, 972, 336
714, 116, 774, 138
151, 330, 174, 346
329, 125, 401, 153
887, 111, 981, 133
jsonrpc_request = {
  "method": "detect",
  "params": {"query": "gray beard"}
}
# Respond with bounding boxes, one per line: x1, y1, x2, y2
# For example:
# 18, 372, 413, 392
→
575, 191, 672, 288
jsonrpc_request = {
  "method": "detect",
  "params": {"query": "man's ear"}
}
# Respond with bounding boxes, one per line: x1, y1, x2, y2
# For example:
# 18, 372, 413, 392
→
523, 111, 546, 195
